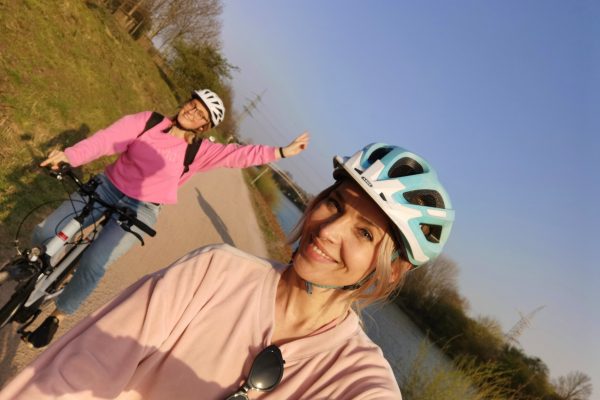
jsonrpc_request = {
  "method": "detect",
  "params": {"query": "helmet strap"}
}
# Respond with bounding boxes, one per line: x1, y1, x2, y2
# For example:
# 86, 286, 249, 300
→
303, 270, 376, 295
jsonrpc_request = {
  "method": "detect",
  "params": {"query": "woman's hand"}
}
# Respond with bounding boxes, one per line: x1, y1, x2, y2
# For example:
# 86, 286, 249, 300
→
40, 149, 70, 170
279, 131, 310, 159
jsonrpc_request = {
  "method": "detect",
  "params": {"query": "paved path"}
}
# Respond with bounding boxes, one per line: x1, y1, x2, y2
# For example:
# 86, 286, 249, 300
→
0, 168, 268, 387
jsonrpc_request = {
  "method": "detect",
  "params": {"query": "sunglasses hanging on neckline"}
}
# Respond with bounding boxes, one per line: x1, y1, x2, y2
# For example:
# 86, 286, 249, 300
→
224, 344, 285, 400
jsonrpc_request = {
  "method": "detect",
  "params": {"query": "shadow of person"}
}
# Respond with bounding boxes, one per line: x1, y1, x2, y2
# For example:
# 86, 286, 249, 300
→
0, 326, 226, 399
0, 124, 91, 258
195, 188, 235, 246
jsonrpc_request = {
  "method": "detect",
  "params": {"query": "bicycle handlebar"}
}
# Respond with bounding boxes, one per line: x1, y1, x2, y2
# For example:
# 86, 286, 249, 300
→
50, 164, 157, 237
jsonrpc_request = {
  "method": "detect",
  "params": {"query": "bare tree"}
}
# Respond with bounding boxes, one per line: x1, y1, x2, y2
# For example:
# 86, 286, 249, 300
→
553, 371, 593, 400
147, 0, 222, 49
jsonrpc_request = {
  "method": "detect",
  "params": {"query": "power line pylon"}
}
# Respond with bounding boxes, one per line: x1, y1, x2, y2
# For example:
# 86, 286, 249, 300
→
227, 90, 266, 143
505, 305, 546, 346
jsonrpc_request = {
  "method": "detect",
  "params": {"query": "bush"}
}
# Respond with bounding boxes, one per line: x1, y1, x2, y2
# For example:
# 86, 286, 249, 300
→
401, 342, 519, 400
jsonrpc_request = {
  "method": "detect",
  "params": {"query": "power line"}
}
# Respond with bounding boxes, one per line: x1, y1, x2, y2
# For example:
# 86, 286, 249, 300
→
237, 92, 331, 193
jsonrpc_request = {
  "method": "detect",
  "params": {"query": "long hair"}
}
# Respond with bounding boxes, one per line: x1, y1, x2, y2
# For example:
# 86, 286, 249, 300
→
288, 178, 412, 313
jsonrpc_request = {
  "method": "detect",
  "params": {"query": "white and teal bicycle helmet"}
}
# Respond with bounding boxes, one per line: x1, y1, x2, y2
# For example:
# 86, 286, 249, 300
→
192, 89, 225, 128
333, 143, 455, 266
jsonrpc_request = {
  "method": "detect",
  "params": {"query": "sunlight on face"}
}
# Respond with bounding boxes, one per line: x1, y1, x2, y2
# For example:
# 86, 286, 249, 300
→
294, 180, 391, 287
177, 99, 211, 130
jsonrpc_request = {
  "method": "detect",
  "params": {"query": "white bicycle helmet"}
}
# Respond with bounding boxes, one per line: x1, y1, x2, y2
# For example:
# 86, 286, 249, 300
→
333, 143, 455, 266
192, 89, 225, 128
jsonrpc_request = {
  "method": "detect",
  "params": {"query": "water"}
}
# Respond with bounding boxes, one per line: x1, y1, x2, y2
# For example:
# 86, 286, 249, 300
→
271, 190, 450, 383
273, 192, 303, 235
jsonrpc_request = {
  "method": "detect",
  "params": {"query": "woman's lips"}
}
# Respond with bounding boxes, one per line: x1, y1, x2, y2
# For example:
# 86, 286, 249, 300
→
305, 240, 337, 263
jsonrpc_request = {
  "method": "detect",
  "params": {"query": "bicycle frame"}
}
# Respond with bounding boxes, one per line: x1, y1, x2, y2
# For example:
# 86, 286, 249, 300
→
0, 164, 156, 330
23, 215, 109, 308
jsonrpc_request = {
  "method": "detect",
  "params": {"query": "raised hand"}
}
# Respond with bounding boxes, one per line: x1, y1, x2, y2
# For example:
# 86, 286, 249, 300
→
280, 131, 310, 158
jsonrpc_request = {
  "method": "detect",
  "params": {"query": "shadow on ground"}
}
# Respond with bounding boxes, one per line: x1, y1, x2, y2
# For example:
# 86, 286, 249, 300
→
194, 188, 235, 246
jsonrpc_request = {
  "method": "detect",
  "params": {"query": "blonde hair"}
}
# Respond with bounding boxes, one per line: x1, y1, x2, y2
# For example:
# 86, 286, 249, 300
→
288, 179, 412, 313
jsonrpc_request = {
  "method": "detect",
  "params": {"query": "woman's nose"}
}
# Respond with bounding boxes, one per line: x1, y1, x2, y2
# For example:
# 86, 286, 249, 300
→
318, 214, 350, 244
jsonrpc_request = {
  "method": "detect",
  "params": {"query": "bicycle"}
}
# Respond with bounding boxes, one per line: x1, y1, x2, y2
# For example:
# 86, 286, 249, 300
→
0, 164, 156, 337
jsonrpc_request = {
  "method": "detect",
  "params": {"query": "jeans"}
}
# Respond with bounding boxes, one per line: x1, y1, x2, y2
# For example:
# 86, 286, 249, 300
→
32, 173, 160, 314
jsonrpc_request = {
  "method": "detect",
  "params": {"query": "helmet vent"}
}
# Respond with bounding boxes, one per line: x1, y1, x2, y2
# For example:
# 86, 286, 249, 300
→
388, 157, 424, 178
421, 224, 442, 243
367, 147, 394, 164
403, 190, 445, 209
380, 192, 387, 201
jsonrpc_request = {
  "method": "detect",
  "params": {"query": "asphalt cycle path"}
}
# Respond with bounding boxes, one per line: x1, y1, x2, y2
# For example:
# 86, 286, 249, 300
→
0, 168, 269, 387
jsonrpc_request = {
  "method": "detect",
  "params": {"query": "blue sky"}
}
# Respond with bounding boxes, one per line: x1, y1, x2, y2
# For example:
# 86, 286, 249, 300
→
220, 0, 598, 393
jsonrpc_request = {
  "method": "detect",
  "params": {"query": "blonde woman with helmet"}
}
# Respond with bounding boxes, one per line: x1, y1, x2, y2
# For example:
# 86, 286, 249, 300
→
1, 143, 453, 400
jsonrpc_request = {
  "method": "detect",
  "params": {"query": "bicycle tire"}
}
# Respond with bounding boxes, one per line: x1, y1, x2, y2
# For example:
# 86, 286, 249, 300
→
0, 277, 37, 329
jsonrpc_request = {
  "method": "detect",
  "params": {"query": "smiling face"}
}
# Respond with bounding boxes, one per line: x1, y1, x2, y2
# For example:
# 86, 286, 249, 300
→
177, 98, 211, 131
293, 180, 393, 288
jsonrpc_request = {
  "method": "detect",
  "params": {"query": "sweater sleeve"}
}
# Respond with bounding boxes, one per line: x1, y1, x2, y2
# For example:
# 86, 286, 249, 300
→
190, 141, 278, 173
0, 247, 218, 400
63, 111, 153, 167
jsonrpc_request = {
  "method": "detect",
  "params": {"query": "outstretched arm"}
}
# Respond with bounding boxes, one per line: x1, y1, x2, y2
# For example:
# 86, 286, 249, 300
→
275, 131, 310, 159
40, 112, 158, 169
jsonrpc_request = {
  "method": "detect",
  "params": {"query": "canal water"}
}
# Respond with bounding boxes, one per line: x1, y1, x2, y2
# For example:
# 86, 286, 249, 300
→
271, 192, 451, 384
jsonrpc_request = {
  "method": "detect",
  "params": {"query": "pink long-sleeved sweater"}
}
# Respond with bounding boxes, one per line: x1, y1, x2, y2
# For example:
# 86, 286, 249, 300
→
0, 245, 402, 399
63, 112, 277, 204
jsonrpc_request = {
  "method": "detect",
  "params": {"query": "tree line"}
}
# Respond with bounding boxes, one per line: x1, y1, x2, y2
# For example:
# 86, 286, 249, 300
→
395, 257, 592, 399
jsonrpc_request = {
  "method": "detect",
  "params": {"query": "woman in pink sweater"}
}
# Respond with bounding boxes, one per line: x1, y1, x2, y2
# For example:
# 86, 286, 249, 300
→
25, 89, 309, 348
1, 143, 454, 399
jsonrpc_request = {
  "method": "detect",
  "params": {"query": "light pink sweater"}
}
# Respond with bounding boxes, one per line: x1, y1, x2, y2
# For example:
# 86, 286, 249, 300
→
0, 245, 402, 399
63, 112, 277, 204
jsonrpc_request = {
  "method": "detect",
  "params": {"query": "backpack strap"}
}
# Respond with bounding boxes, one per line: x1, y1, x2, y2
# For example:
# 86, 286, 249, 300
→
136, 111, 201, 177
137, 112, 165, 138
181, 139, 202, 177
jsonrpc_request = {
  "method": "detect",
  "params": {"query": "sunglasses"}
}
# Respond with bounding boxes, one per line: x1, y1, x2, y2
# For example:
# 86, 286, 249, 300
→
225, 345, 285, 400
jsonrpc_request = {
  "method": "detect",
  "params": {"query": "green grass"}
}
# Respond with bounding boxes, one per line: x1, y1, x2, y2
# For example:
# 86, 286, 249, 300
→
0, 1, 179, 257
245, 166, 281, 208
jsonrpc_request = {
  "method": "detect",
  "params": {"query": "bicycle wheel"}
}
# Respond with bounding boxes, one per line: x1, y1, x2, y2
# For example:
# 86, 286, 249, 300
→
0, 267, 37, 329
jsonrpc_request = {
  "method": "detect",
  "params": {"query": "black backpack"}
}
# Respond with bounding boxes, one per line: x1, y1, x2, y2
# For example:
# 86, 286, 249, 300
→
136, 112, 201, 177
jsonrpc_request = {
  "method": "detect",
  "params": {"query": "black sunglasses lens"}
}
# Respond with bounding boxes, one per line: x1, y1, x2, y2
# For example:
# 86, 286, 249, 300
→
226, 394, 248, 400
248, 345, 284, 391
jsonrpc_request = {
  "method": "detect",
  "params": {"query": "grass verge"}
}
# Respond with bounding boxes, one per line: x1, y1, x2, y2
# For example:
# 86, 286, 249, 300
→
243, 170, 292, 263
0, 1, 178, 259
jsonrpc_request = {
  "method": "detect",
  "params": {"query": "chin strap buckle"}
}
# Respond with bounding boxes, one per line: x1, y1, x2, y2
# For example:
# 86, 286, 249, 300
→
305, 281, 313, 295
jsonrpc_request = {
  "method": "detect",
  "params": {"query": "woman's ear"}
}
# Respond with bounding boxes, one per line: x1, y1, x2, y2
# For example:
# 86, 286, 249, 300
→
389, 259, 412, 284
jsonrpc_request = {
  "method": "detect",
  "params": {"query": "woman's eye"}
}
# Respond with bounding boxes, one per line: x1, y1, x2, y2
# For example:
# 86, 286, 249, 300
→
359, 228, 373, 241
326, 198, 341, 212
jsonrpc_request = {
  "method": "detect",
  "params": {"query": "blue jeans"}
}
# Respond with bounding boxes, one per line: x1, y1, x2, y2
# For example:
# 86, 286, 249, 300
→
32, 174, 160, 314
